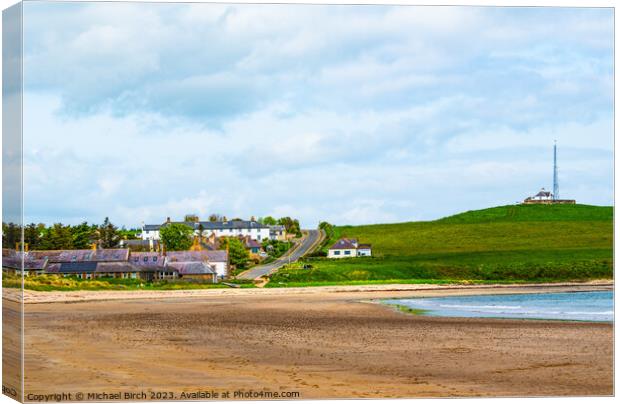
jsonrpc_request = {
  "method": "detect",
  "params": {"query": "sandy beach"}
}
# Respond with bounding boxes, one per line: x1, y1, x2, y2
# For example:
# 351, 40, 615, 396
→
3, 283, 614, 399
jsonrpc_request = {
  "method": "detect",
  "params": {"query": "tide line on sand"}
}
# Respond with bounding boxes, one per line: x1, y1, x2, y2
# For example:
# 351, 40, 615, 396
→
5, 280, 613, 305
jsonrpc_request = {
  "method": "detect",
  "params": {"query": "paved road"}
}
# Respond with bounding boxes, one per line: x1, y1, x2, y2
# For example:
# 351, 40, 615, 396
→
237, 229, 323, 280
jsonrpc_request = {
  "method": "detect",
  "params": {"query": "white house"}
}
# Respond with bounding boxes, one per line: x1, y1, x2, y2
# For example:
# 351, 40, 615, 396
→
141, 219, 270, 242
526, 188, 553, 202
201, 220, 270, 241
141, 224, 161, 241
269, 225, 287, 241
165, 250, 229, 279
205, 250, 229, 279
357, 243, 372, 257
328, 238, 372, 258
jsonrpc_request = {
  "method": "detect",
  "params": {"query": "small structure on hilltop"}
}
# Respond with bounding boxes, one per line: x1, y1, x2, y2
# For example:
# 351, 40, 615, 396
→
523, 190, 576, 205
524, 188, 554, 202
328, 238, 372, 258
522, 142, 576, 205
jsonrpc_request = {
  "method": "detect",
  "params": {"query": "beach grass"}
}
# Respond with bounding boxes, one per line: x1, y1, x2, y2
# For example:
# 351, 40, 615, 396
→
2, 274, 254, 291
389, 304, 429, 316
269, 204, 613, 286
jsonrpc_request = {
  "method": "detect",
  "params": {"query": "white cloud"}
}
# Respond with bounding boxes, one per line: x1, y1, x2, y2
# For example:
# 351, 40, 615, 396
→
19, 4, 614, 227
445, 119, 613, 154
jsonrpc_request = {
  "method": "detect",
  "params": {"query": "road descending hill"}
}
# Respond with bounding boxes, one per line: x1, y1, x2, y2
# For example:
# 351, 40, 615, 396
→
268, 204, 613, 287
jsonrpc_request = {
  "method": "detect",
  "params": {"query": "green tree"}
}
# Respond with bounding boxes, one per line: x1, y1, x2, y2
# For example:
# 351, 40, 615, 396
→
117, 226, 140, 240
218, 237, 250, 268
24, 223, 43, 250
72, 222, 97, 249
262, 239, 292, 259
260, 216, 277, 225
159, 223, 194, 251
278, 217, 302, 237
184, 214, 199, 222
99, 217, 120, 248
2, 222, 21, 249
39, 223, 74, 250
319, 221, 334, 238
208, 213, 223, 222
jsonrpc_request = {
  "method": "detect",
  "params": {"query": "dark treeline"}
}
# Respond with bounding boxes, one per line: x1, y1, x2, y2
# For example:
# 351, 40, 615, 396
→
2, 218, 139, 250
3, 214, 305, 251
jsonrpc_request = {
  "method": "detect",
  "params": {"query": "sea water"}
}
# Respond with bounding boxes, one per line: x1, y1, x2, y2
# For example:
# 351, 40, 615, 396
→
384, 291, 613, 322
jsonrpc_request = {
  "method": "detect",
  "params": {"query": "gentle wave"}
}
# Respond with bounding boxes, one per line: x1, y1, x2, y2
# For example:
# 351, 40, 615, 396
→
384, 291, 613, 322
438, 304, 523, 310
565, 311, 614, 315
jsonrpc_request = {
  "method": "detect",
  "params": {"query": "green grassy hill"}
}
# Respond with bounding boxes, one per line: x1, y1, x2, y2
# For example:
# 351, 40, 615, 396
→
268, 204, 613, 287
437, 204, 612, 223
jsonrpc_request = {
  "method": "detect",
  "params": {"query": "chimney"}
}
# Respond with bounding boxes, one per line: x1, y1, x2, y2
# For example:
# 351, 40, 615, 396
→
166, 217, 171, 224
226, 243, 230, 268
91, 242, 97, 251
251, 216, 256, 222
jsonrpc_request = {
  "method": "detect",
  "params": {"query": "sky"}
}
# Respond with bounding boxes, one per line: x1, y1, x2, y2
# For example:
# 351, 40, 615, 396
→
20, 2, 614, 228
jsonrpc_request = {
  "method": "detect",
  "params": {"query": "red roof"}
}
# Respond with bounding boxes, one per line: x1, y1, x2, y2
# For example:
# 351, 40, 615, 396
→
167, 261, 215, 275
245, 239, 262, 249
329, 238, 358, 250
166, 250, 228, 263
27, 249, 129, 262
3, 248, 17, 257
166, 251, 210, 262
130, 252, 165, 267
2, 256, 48, 270
95, 262, 142, 273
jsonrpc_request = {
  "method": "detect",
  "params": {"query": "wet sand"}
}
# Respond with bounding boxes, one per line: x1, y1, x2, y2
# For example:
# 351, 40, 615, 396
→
7, 284, 615, 399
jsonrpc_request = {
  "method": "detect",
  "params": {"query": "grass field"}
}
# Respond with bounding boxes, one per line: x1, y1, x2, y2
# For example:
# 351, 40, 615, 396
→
268, 204, 613, 287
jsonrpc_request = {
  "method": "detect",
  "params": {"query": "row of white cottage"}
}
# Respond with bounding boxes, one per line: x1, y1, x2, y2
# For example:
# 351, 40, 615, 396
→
141, 219, 285, 242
